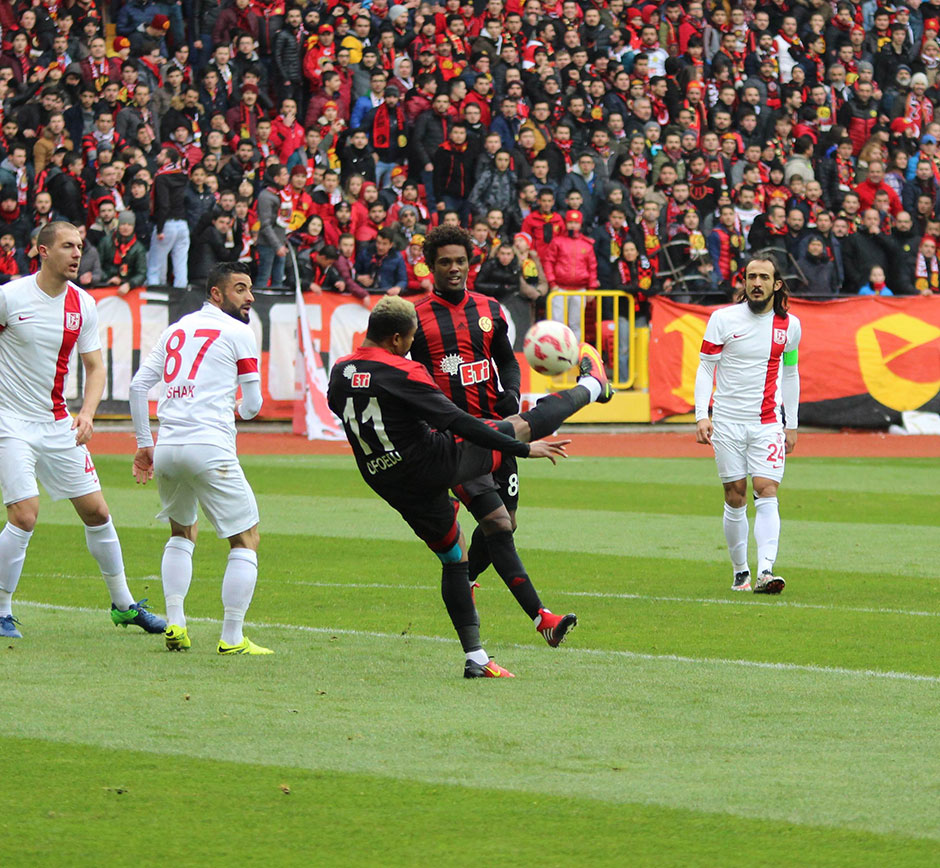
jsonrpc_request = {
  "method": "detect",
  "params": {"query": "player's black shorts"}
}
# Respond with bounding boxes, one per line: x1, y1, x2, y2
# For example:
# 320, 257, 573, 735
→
378, 440, 503, 553
453, 455, 519, 517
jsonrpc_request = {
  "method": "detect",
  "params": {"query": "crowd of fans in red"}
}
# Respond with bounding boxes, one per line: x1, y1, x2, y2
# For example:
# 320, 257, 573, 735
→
2, 0, 940, 330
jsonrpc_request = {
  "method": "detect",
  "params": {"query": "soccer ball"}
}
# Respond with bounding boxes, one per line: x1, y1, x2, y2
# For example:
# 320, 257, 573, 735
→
523, 321, 580, 375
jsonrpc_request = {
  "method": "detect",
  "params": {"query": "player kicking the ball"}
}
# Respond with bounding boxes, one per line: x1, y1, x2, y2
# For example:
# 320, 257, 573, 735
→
328, 295, 611, 678
694, 255, 801, 594
0, 222, 165, 639
129, 262, 271, 655
409, 226, 613, 649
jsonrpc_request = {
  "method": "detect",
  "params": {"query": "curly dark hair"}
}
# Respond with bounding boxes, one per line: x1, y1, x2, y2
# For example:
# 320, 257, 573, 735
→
423, 225, 473, 268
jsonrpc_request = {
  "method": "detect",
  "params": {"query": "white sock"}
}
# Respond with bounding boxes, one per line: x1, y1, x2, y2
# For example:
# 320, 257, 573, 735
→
466, 648, 490, 665
722, 503, 749, 573
577, 376, 602, 402
162, 537, 195, 627
0, 523, 33, 615
85, 518, 135, 609
220, 548, 258, 645
754, 497, 781, 575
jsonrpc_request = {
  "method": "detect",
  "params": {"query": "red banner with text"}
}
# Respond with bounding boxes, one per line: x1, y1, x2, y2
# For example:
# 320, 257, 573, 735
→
650, 296, 940, 427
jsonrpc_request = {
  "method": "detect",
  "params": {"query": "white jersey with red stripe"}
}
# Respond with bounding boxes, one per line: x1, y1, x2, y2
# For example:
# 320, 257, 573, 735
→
0, 275, 100, 423
700, 303, 801, 425
137, 303, 260, 450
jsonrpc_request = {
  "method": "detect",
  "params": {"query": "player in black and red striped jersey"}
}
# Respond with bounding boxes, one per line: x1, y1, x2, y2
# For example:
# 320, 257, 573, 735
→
409, 226, 613, 650
327, 294, 611, 678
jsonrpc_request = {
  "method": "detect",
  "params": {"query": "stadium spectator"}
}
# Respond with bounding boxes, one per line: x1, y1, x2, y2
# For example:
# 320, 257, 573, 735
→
256, 164, 291, 288
858, 265, 895, 296
355, 226, 406, 295
544, 209, 598, 337
146, 144, 189, 288
99, 210, 147, 294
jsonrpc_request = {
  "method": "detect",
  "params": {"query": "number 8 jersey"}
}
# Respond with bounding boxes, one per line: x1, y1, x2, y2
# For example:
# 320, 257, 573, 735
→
136, 303, 260, 450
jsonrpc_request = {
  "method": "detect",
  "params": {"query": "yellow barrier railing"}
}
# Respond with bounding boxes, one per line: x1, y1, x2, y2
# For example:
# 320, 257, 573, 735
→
544, 289, 636, 389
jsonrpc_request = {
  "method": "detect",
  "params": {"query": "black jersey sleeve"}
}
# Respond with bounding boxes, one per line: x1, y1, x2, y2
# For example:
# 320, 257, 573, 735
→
490, 311, 520, 396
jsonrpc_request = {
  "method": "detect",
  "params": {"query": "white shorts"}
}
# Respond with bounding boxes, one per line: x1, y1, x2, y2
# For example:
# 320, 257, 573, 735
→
154, 443, 259, 539
712, 420, 786, 483
0, 416, 101, 505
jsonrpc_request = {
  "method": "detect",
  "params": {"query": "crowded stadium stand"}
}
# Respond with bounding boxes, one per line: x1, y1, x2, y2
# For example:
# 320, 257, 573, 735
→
3, 0, 940, 427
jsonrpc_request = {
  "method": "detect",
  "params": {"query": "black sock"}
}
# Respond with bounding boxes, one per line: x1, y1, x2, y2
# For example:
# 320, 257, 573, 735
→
485, 530, 543, 619
520, 385, 590, 441
440, 562, 481, 652
467, 525, 492, 583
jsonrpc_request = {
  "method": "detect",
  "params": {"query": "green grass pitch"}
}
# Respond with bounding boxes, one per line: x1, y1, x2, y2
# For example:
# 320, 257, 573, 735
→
2, 450, 939, 866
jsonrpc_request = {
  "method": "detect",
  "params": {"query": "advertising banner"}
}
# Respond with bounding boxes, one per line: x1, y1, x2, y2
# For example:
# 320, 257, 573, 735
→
650, 295, 940, 427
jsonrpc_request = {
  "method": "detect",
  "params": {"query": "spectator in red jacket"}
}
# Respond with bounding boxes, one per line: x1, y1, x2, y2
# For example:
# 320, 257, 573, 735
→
542, 209, 598, 337
855, 160, 903, 215
520, 188, 567, 259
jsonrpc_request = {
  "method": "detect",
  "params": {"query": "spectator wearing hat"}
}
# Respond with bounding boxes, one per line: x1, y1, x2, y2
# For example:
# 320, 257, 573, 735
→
87, 197, 120, 247
128, 14, 172, 58
226, 83, 265, 144
303, 23, 338, 85
468, 149, 517, 219
99, 210, 147, 294
0, 189, 30, 249
402, 233, 432, 295
146, 143, 190, 288
364, 85, 407, 188
543, 209, 598, 338
793, 231, 840, 295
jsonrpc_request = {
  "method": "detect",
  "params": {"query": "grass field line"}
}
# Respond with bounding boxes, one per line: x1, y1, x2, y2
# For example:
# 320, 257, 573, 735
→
17, 599, 940, 685
26, 572, 940, 620
286, 579, 940, 619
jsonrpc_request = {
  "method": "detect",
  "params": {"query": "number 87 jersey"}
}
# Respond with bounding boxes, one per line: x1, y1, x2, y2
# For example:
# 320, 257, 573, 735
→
136, 302, 260, 450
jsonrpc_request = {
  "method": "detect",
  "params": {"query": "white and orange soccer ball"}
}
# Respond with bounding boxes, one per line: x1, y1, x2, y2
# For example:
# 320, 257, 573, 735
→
523, 320, 579, 376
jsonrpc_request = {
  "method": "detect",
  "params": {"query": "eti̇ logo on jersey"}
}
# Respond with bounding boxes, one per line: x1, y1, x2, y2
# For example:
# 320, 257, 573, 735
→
343, 364, 371, 389
773, 328, 787, 344
459, 358, 490, 386
65, 313, 81, 332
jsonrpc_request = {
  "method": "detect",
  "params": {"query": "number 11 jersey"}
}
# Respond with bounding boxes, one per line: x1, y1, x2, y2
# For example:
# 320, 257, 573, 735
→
136, 303, 260, 450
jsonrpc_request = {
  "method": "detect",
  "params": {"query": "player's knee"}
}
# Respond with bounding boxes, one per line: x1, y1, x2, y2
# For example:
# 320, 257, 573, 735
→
228, 524, 259, 551
7, 503, 37, 533
435, 540, 463, 563
480, 514, 513, 535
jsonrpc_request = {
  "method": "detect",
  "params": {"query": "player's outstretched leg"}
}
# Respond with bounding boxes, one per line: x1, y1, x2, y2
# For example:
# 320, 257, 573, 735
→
0, 518, 32, 638
753, 485, 785, 594
514, 346, 612, 443
162, 532, 195, 650
218, 527, 271, 655
74, 494, 167, 633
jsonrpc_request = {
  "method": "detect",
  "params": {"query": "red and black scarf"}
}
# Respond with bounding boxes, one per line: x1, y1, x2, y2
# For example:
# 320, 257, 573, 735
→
372, 101, 405, 150
113, 232, 138, 275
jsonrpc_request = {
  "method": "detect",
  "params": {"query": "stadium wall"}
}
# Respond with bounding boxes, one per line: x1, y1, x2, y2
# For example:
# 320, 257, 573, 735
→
66, 287, 940, 429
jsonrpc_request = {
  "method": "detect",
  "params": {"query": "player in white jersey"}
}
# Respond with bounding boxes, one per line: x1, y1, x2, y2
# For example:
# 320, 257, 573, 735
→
694, 256, 801, 595
129, 262, 271, 655
0, 222, 166, 639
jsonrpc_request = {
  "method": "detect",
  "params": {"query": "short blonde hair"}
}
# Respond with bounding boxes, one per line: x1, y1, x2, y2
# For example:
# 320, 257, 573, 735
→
366, 296, 417, 342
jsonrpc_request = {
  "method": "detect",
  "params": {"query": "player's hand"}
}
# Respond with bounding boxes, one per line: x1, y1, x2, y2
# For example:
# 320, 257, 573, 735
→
526, 439, 571, 464
133, 447, 154, 484
72, 411, 94, 445
785, 428, 797, 454
696, 418, 713, 445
